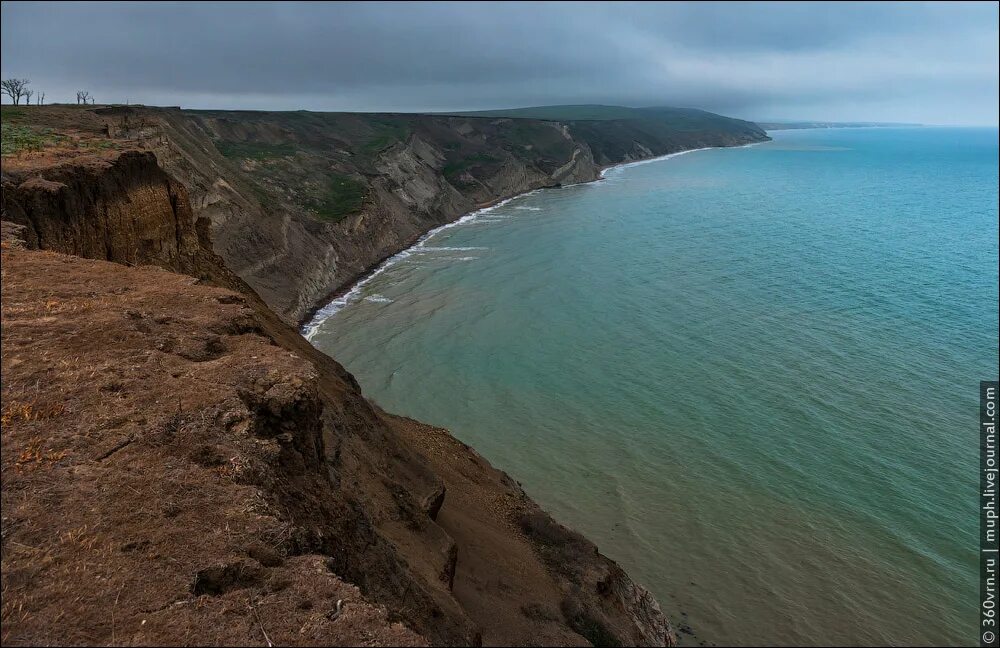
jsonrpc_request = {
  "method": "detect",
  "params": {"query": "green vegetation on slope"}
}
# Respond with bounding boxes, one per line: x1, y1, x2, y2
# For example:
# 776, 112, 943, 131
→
442, 152, 498, 182
0, 106, 130, 157
1, 124, 65, 155
149, 104, 764, 229
214, 139, 297, 160
448, 104, 763, 133
1, 106, 26, 124
361, 119, 411, 154
313, 174, 367, 222
1, 107, 48, 155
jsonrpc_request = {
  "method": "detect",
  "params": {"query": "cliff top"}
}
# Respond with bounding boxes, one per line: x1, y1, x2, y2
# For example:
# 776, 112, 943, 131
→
1, 105, 134, 171
0, 243, 426, 646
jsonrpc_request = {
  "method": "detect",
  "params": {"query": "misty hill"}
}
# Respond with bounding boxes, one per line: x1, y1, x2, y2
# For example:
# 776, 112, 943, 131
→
449, 103, 765, 131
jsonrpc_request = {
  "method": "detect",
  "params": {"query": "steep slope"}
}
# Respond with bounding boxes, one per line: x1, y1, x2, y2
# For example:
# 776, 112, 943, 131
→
143, 106, 767, 324
3, 104, 766, 324
0, 150, 207, 272
1, 149, 674, 646
1, 241, 428, 647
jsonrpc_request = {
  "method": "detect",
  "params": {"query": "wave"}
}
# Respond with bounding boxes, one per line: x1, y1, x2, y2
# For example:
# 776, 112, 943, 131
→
302, 198, 514, 339
599, 140, 767, 178
364, 294, 393, 304
303, 141, 765, 340
416, 246, 488, 252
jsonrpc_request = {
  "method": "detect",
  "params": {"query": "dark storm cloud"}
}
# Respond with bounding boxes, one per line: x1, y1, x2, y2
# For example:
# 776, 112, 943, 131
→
2, 1, 997, 124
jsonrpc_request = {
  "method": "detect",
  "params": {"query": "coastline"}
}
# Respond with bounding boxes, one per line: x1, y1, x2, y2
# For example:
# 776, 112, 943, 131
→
1, 138, 683, 647
301, 139, 768, 339
300, 192, 531, 338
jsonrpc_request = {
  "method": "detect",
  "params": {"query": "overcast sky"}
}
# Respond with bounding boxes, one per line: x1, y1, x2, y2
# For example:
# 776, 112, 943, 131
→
2, 1, 998, 125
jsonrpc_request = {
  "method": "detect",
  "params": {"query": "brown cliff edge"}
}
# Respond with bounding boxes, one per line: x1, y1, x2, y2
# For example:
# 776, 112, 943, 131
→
1, 151, 673, 646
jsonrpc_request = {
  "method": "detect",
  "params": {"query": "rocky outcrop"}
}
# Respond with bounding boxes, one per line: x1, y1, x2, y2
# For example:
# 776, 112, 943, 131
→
1, 151, 207, 274
1, 150, 677, 646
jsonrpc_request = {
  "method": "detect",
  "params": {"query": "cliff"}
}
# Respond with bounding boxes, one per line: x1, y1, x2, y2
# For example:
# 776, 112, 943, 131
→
0, 150, 207, 271
1, 149, 674, 645
1, 103, 768, 645
2, 104, 767, 324
147, 106, 767, 324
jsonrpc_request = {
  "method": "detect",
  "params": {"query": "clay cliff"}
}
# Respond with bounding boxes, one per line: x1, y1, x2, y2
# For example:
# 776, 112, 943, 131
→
3, 104, 766, 324
147, 107, 767, 324
1, 148, 674, 646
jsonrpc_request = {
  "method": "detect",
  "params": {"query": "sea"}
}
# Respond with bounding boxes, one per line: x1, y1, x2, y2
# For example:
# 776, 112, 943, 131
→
306, 126, 1000, 646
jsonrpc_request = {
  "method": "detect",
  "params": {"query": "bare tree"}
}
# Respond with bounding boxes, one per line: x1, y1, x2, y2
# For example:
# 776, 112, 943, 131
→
37, 92, 45, 105
76, 90, 91, 105
1, 78, 31, 105
23, 89, 33, 105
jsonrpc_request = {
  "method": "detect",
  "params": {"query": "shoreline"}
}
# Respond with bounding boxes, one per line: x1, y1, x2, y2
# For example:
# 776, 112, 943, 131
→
299, 191, 536, 338
300, 139, 767, 339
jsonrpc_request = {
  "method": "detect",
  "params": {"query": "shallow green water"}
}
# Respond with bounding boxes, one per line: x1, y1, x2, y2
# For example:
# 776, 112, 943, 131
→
308, 128, 999, 646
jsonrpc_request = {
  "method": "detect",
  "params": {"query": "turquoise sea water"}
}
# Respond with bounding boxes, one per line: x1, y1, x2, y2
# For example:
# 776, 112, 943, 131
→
308, 128, 1000, 646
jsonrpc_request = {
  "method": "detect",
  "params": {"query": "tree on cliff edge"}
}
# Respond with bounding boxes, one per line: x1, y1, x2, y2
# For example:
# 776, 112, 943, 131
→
1, 78, 31, 106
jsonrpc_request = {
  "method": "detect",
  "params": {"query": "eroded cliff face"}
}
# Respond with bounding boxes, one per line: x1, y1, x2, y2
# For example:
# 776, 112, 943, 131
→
134, 108, 766, 324
141, 112, 592, 323
1, 149, 675, 646
0, 151, 206, 272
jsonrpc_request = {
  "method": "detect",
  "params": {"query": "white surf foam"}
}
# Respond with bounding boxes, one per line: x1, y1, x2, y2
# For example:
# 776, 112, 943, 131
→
302, 197, 515, 339
600, 147, 712, 179
599, 140, 766, 179
364, 294, 393, 304
416, 246, 488, 252
303, 140, 766, 340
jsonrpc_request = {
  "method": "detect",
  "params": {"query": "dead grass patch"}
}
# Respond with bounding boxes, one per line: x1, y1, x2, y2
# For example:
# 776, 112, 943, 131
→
15, 436, 69, 469
2, 400, 66, 427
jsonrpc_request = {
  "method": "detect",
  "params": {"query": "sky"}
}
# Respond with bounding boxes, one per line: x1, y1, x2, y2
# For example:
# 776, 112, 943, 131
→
2, 1, 998, 125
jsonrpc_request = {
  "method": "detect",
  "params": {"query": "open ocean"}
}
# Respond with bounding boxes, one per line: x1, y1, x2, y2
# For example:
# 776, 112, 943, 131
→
308, 127, 1000, 646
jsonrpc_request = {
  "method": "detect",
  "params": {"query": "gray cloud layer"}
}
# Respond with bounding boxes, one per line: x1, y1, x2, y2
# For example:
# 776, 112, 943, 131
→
2, 1, 997, 124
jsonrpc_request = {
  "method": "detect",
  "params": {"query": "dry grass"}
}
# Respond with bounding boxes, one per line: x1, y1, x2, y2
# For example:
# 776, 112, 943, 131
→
15, 437, 69, 469
0, 246, 426, 647
1, 400, 66, 427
